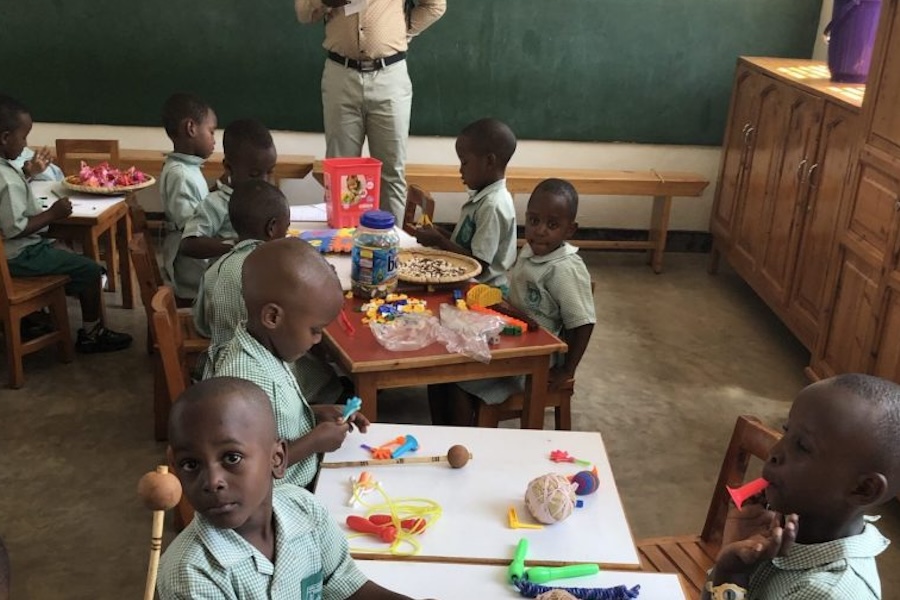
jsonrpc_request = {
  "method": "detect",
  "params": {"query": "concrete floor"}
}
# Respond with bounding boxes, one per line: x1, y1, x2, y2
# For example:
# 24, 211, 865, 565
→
0, 252, 897, 599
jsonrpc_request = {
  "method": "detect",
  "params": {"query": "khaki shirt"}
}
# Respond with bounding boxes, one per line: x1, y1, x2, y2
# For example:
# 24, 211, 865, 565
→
295, 0, 446, 60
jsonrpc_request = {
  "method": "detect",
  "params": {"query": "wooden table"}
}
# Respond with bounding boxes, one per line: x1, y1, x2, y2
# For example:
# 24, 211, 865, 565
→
315, 423, 641, 569
358, 561, 686, 599
31, 182, 135, 309
116, 150, 315, 183
323, 294, 566, 429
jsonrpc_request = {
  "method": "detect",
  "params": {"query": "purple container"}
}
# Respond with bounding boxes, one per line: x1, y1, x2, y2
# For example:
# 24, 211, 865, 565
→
826, 0, 883, 83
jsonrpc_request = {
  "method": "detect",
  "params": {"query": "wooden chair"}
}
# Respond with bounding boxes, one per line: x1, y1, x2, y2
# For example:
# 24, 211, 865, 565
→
131, 234, 208, 440
149, 286, 196, 528
402, 184, 435, 234
55, 139, 120, 176
475, 377, 575, 429
636, 415, 781, 598
0, 236, 74, 388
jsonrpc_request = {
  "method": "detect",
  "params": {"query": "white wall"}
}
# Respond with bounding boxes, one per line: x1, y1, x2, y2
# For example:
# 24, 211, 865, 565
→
813, 0, 834, 61
31, 122, 721, 232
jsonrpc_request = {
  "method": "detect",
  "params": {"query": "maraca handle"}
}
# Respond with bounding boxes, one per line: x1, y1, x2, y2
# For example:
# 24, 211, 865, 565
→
346, 515, 397, 542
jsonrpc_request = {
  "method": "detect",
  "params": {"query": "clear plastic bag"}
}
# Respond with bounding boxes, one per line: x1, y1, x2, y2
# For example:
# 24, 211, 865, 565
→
369, 313, 441, 351
436, 304, 506, 363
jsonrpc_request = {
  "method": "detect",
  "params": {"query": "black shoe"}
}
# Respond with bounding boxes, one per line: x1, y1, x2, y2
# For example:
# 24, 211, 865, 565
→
76, 325, 133, 354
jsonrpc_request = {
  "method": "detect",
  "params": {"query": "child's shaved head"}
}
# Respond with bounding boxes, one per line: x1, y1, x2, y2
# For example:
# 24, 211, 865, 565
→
459, 118, 517, 167
169, 377, 276, 444
228, 180, 289, 242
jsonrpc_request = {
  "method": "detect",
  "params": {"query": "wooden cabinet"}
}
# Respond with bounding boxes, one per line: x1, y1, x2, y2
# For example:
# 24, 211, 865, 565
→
867, 0, 900, 155
710, 58, 862, 351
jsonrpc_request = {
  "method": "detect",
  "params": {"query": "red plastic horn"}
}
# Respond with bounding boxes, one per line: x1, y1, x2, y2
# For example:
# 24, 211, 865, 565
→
346, 515, 398, 542
727, 477, 769, 510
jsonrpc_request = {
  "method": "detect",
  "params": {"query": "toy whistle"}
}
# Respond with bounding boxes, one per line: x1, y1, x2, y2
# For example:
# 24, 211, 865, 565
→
346, 515, 397, 543
341, 397, 362, 422
727, 477, 770, 511
391, 434, 419, 459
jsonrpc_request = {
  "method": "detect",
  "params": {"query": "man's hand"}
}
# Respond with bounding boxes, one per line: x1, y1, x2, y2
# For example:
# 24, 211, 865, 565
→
714, 512, 799, 583
48, 197, 73, 220
24, 146, 53, 178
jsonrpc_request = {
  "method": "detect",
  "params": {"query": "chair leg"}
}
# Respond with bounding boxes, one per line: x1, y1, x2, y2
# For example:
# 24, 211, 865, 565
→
475, 403, 501, 428
4, 315, 25, 389
146, 322, 155, 355
49, 291, 74, 364
555, 394, 572, 431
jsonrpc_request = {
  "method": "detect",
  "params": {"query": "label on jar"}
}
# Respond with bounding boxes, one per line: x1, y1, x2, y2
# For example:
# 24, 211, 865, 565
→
351, 244, 398, 291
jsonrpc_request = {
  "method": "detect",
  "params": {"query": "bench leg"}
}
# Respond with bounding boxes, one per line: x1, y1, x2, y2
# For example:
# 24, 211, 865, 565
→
648, 195, 672, 274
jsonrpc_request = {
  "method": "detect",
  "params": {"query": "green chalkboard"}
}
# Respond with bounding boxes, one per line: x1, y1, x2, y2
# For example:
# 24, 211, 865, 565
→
2, 0, 822, 145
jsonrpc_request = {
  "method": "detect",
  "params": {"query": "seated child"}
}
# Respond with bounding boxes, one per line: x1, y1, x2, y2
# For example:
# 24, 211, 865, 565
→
414, 117, 517, 289
205, 237, 369, 489
159, 92, 217, 300
0, 94, 132, 353
705, 373, 899, 600
180, 118, 277, 263
159, 377, 423, 600
194, 180, 290, 346
431, 178, 595, 426
11, 146, 63, 182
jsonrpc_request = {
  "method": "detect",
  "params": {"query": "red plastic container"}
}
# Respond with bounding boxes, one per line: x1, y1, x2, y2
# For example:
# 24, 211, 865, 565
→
322, 157, 382, 228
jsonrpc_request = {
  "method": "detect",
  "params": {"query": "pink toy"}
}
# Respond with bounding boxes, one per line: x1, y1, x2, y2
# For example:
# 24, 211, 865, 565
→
727, 478, 770, 510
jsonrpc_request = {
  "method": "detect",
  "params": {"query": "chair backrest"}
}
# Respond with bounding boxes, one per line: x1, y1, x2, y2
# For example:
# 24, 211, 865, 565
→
0, 235, 14, 311
55, 139, 120, 176
700, 415, 782, 547
403, 184, 436, 234
150, 286, 190, 403
129, 233, 165, 315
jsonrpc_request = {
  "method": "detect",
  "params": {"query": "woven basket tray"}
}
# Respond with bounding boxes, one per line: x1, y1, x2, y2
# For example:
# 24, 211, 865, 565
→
62, 175, 156, 195
397, 248, 482, 284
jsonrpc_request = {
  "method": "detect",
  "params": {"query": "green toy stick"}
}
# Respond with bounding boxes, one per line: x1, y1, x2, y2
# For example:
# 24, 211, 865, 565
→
507, 538, 529, 582
525, 564, 601, 584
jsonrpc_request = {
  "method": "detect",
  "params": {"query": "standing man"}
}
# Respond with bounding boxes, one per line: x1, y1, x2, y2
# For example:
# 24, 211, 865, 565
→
296, 0, 446, 223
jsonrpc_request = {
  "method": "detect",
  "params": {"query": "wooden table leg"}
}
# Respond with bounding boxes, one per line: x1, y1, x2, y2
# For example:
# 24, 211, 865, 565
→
118, 211, 135, 309
354, 374, 379, 422
105, 229, 118, 292
648, 195, 672, 274
521, 355, 550, 430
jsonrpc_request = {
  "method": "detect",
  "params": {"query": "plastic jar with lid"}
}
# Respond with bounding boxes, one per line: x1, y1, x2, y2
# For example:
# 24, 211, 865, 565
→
351, 210, 400, 299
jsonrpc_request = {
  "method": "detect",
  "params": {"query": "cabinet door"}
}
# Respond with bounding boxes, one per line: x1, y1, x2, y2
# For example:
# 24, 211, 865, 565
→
788, 104, 860, 350
731, 81, 791, 276
812, 248, 881, 378
872, 275, 900, 382
842, 149, 900, 261
866, 0, 900, 155
710, 67, 763, 240
755, 90, 824, 308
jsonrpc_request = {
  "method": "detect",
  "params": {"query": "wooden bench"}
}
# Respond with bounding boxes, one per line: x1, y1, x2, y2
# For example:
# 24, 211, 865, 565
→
313, 161, 709, 273
49, 148, 316, 184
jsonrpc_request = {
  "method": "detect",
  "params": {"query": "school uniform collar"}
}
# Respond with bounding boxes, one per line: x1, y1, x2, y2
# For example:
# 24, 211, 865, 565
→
164, 152, 206, 167
466, 178, 507, 204
0, 158, 26, 179
520, 241, 579, 264
234, 322, 295, 375
771, 522, 889, 571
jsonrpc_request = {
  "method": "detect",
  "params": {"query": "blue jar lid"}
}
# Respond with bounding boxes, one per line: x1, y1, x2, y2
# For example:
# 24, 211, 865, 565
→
359, 210, 396, 230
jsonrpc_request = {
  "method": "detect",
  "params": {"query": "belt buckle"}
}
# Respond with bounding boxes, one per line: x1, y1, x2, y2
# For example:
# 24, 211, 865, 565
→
358, 59, 378, 72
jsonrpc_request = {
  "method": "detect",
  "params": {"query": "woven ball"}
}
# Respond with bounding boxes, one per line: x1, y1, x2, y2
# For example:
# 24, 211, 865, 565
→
524, 473, 576, 524
536, 591, 578, 600
571, 470, 599, 496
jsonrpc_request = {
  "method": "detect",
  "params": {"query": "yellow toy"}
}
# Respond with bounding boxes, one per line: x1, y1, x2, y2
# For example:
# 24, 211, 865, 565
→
466, 284, 503, 308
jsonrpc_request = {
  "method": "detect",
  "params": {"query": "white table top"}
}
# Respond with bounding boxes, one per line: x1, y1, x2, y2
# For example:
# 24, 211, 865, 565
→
315, 423, 640, 569
289, 209, 420, 291
358, 560, 686, 600
30, 181, 124, 219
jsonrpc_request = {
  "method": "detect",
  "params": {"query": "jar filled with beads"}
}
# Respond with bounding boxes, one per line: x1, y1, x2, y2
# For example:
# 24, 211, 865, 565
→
351, 210, 400, 299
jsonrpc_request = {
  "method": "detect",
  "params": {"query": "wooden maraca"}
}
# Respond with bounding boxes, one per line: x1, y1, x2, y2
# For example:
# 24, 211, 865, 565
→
138, 465, 182, 600
322, 444, 472, 469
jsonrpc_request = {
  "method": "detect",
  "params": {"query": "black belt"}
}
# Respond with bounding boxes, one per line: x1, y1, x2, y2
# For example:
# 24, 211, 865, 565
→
327, 51, 406, 72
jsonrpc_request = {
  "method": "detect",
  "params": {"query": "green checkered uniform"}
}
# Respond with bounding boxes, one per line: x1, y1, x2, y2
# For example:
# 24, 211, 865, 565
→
746, 521, 888, 599
450, 178, 517, 289
458, 242, 596, 405
182, 178, 237, 243
194, 239, 263, 345
206, 323, 319, 488
157, 485, 367, 600
160, 152, 208, 299
0, 159, 102, 294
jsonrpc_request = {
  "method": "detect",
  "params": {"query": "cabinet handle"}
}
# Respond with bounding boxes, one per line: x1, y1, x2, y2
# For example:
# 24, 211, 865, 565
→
808, 163, 820, 188
796, 158, 809, 183
744, 126, 755, 146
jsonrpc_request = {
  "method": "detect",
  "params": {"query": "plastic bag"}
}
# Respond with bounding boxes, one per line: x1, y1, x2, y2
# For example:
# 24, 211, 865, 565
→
436, 304, 506, 363
369, 313, 441, 351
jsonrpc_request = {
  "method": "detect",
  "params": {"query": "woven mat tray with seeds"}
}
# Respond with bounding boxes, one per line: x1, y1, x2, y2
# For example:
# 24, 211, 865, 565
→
397, 249, 482, 284
63, 175, 157, 195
